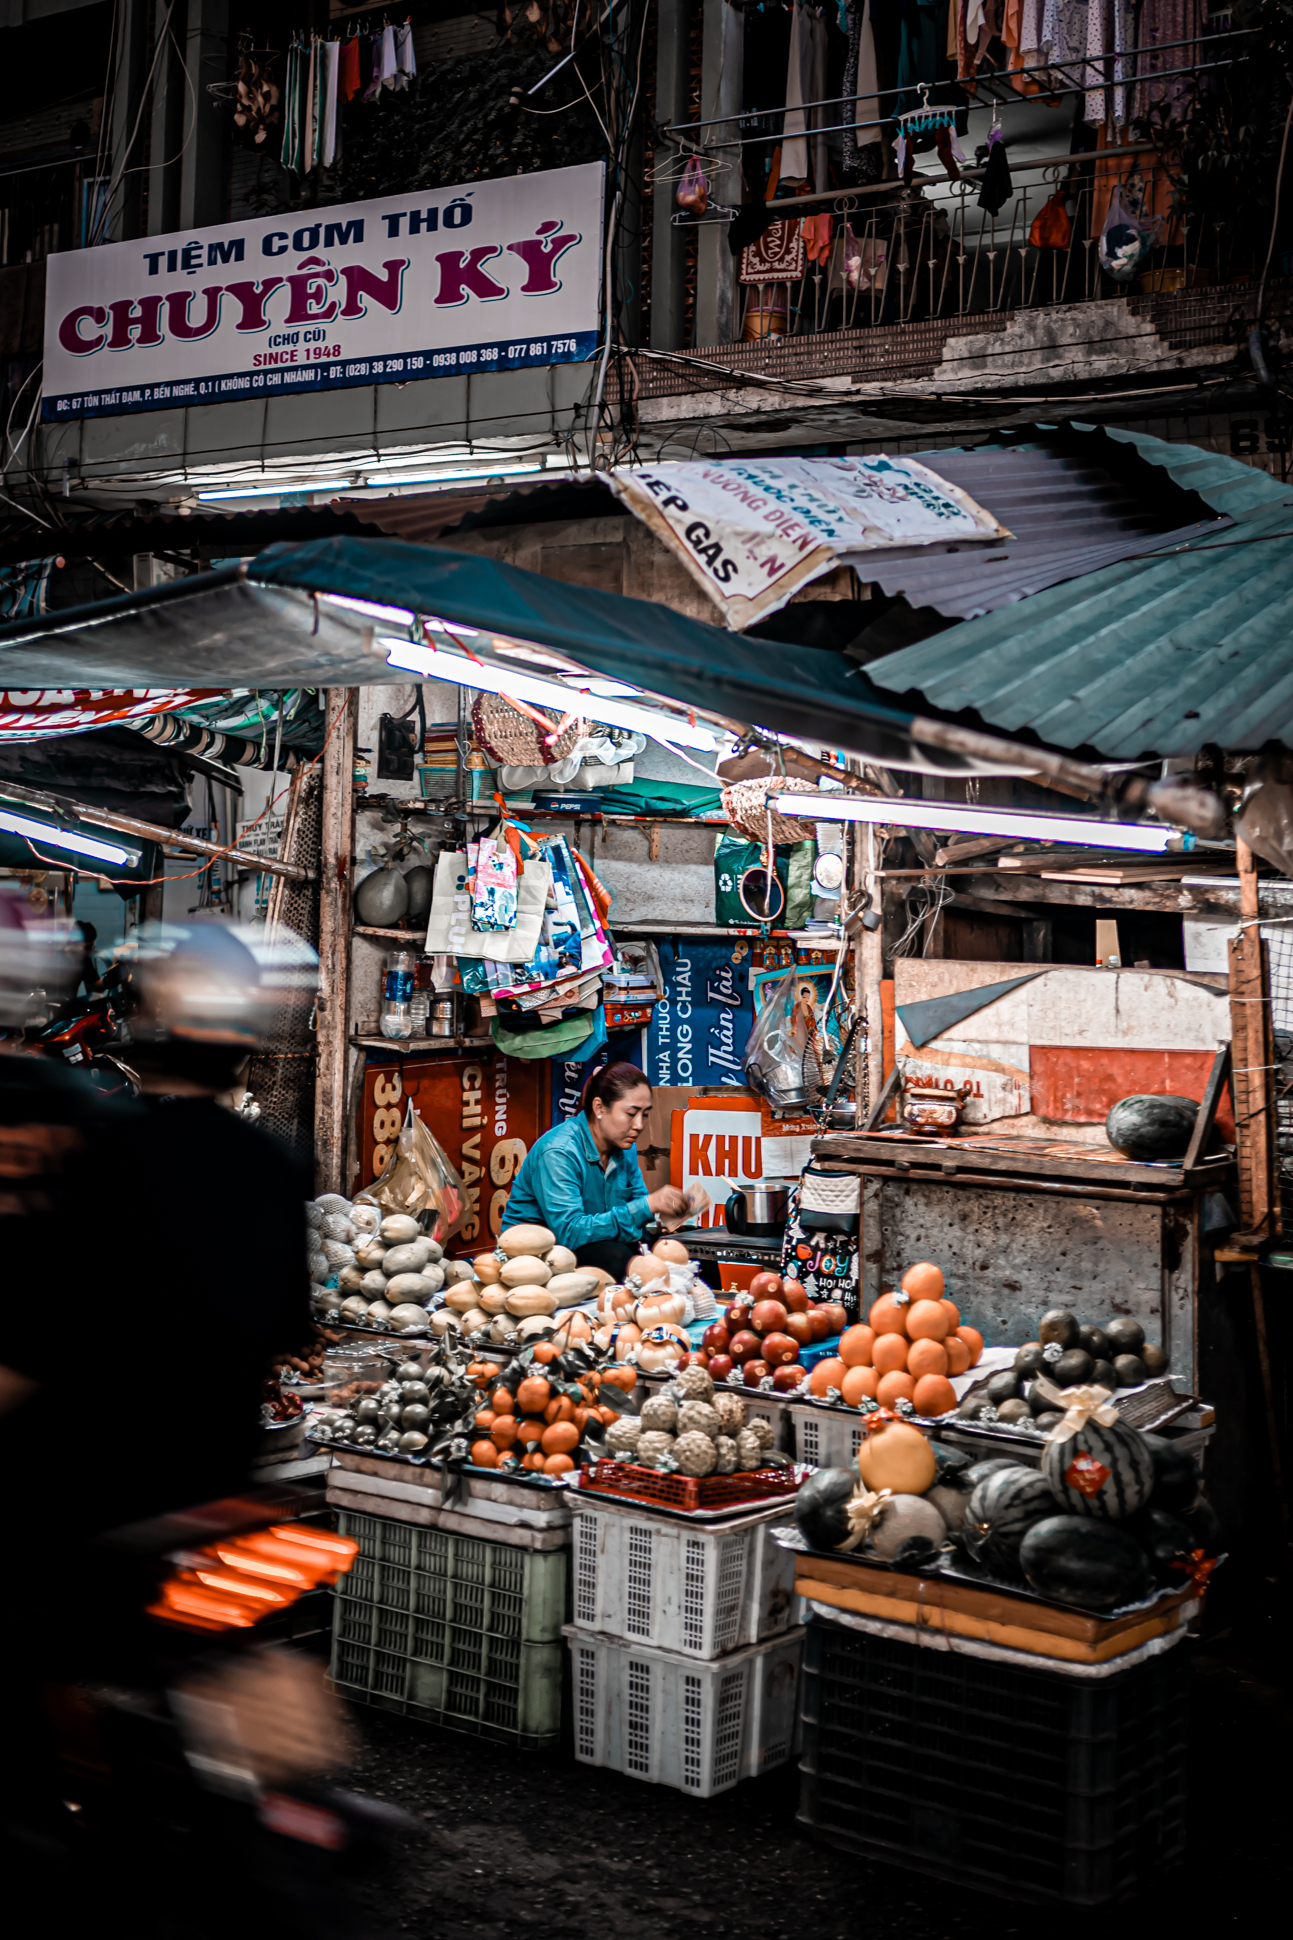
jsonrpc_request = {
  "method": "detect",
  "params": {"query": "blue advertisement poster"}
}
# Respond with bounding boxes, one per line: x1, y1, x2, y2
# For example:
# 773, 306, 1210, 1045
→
549, 1030, 645, 1126
645, 940, 753, 1091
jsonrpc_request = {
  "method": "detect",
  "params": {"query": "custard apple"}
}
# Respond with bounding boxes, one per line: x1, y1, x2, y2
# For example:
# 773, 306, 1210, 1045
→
640, 1395, 678, 1433
744, 1415, 775, 1449
677, 1399, 722, 1440
605, 1417, 642, 1454
713, 1392, 747, 1435
713, 1435, 739, 1474
674, 1364, 715, 1403
673, 1430, 718, 1477
734, 1428, 766, 1470
637, 1429, 676, 1464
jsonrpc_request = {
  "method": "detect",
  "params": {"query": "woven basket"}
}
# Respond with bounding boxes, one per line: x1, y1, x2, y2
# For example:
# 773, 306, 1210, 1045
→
721, 775, 817, 846
471, 692, 584, 768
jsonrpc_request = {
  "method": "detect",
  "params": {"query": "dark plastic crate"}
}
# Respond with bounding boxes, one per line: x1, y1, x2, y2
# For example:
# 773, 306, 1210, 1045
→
797, 1614, 1188, 1905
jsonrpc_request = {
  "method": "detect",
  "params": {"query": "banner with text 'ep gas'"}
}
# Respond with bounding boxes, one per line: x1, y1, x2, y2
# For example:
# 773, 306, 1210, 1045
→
42, 161, 604, 424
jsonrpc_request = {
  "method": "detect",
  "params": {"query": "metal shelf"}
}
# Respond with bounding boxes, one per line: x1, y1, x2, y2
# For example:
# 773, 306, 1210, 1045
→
351, 1034, 493, 1053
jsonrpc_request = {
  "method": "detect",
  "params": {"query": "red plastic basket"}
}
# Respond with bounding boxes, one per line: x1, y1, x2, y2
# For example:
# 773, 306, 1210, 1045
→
578, 1459, 801, 1512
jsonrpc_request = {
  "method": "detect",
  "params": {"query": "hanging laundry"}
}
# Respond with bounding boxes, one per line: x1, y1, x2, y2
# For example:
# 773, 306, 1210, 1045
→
802, 210, 835, 264
339, 32, 362, 103
362, 31, 385, 101
1040, 0, 1090, 88
280, 37, 307, 175
321, 39, 341, 167
1133, 0, 1200, 125
841, 1, 882, 177
393, 19, 418, 90
783, 2, 830, 191
737, 217, 807, 282
1083, 0, 1134, 129
977, 124, 1013, 213
300, 35, 317, 172
379, 22, 399, 90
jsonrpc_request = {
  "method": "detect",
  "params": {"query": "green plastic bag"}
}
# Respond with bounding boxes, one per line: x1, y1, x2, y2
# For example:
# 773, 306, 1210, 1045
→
714, 832, 816, 928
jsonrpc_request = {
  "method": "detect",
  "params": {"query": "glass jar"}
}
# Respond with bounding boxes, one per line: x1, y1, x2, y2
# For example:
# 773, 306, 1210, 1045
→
379, 949, 417, 1040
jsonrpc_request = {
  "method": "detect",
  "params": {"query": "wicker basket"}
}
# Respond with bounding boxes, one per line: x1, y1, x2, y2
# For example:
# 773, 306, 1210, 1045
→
578, 1459, 800, 1513
472, 692, 585, 768
721, 775, 817, 846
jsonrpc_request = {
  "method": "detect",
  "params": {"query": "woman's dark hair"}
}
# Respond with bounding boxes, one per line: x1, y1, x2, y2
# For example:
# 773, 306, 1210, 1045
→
581, 1061, 651, 1119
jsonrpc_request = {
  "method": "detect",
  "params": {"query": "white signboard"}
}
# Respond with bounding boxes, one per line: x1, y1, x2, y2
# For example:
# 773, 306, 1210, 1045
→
42, 162, 604, 424
605, 456, 1008, 628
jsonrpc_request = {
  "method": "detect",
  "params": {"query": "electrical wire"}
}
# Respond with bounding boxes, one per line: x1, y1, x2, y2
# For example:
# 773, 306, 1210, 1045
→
1257, 87, 1293, 320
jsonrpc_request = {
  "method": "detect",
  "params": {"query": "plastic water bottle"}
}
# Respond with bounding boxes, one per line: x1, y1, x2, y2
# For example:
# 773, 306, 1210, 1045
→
409, 956, 435, 1036
380, 950, 416, 1040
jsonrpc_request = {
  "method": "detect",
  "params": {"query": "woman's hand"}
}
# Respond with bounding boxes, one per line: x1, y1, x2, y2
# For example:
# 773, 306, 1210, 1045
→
647, 1185, 688, 1219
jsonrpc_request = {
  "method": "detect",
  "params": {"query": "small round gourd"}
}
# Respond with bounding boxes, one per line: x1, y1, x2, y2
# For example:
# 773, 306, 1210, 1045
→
856, 1418, 936, 1496
869, 1494, 947, 1561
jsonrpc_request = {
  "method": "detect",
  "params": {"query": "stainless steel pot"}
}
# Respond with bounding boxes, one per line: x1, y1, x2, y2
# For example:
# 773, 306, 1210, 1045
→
428, 992, 461, 1038
724, 1180, 792, 1237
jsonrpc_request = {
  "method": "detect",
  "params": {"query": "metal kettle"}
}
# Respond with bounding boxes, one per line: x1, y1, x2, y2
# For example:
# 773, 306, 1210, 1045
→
723, 1180, 791, 1237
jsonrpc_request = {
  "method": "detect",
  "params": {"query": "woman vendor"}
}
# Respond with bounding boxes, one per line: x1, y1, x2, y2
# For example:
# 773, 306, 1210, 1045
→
501, 1062, 688, 1281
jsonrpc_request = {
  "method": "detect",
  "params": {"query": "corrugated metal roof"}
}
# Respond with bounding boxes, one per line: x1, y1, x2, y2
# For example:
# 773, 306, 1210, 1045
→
842, 437, 1228, 619
864, 432, 1293, 759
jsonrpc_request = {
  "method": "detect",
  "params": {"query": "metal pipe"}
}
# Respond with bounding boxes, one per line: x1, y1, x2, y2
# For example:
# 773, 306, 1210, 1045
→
0, 778, 313, 882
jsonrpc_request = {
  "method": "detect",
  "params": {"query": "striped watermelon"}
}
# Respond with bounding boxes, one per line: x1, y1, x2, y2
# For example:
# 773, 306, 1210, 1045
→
962, 1465, 1058, 1578
1041, 1415, 1153, 1519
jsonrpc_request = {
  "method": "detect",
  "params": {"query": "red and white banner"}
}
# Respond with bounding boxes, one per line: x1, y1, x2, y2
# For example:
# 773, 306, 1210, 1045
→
0, 689, 218, 742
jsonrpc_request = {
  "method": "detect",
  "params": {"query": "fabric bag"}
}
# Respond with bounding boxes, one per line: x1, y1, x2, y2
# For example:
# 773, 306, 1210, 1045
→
1029, 187, 1073, 249
798, 1163, 862, 1235
780, 1175, 860, 1316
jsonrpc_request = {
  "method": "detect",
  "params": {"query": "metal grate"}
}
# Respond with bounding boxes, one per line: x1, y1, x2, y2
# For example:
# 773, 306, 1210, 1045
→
626, 1659, 652, 1774
625, 1525, 653, 1637
682, 1673, 704, 1791
681, 1537, 707, 1653
798, 1416, 822, 1465
711, 1535, 750, 1655
573, 1515, 598, 1627
712, 1669, 747, 1789
575, 1645, 597, 1759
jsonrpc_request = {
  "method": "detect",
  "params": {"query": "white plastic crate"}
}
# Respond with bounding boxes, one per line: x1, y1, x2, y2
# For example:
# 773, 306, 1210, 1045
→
784, 1398, 868, 1470
570, 1496, 797, 1658
564, 1623, 804, 1796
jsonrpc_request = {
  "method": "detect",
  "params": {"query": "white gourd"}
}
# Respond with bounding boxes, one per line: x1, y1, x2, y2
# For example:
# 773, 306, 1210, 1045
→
422, 1239, 444, 1263
360, 1269, 389, 1298
868, 1494, 947, 1560
419, 1263, 446, 1293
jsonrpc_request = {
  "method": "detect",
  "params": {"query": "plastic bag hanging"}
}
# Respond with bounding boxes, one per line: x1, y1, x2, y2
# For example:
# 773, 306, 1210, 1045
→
1099, 182, 1163, 283
743, 966, 814, 1110
676, 154, 710, 214
1029, 187, 1073, 249
355, 1100, 466, 1242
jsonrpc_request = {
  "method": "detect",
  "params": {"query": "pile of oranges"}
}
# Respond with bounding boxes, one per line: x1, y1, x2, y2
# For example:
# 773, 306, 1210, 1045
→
806, 1261, 983, 1418
466, 1351, 638, 1476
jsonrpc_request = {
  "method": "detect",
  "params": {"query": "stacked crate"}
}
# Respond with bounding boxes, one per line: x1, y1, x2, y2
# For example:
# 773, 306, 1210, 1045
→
562, 1490, 804, 1796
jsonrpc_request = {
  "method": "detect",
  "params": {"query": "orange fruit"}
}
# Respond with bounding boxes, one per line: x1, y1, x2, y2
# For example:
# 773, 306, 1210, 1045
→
839, 1324, 875, 1369
907, 1299, 952, 1342
940, 1296, 961, 1332
601, 1366, 638, 1392
841, 1364, 879, 1406
876, 1370, 916, 1408
489, 1416, 519, 1449
944, 1334, 971, 1376
541, 1420, 580, 1456
489, 1386, 514, 1416
473, 1409, 496, 1432
869, 1292, 910, 1337
595, 1404, 619, 1425
573, 1405, 590, 1431
544, 1394, 577, 1425
469, 1439, 500, 1468
544, 1452, 576, 1475
469, 1363, 494, 1387
957, 1325, 984, 1367
873, 1333, 909, 1376
532, 1341, 560, 1364
907, 1337, 949, 1379
912, 1374, 957, 1417
516, 1375, 552, 1415
515, 1417, 546, 1446
808, 1357, 847, 1397
521, 1451, 546, 1472
901, 1261, 945, 1301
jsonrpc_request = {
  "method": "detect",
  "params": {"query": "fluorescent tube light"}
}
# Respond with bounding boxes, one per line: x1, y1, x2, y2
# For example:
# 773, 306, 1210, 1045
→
316, 592, 417, 626
380, 636, 716, 751
771, 792, 1186, 854
196, 479, 351, 501
363, 461, 547, 488
0, 809, 136, 866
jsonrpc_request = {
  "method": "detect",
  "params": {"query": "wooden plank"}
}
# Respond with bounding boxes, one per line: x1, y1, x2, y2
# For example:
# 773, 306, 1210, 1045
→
811, 1131, 1216, 1191
1228, 885, 1275, 1241
1182, 1046, 1231, 1173
314, 689, 358, 1195
794, 1575, 1187, 1663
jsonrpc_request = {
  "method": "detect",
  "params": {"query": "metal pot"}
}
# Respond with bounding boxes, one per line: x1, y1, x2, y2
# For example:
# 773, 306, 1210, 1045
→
724, 1180, 792, 1237
428, 992, 461, 1038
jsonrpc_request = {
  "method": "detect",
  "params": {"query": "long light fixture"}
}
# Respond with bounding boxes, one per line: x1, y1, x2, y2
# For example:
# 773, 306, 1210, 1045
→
196, 479, 351, 501
381, 635, 716, 751
317, 592, 417, 626
363, 460, 550, 488
772, 791, 1188, 854
0, 808, 136, 866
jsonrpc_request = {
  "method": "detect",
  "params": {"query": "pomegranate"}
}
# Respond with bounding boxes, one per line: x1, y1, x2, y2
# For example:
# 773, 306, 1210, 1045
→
742, 1358, 772, 1388
750, 1298, 789, 1335
760, 1331, 800, 1367
748, 1270, 784, 1301
707, 1354, 735, 1383
772, 1363, 807, 1391
727, 1329, 763, 1365
782, 1281, 810, 1314
807, 1307, 835, 1343
785, 1312, 814, 1348
702, 1322, 732, 1355
725, 1300, 753, 1332
820, 1301, 850, 1336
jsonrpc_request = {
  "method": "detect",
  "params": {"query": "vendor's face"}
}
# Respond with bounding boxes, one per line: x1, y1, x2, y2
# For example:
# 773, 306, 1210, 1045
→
594, 1084, 653, 1150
